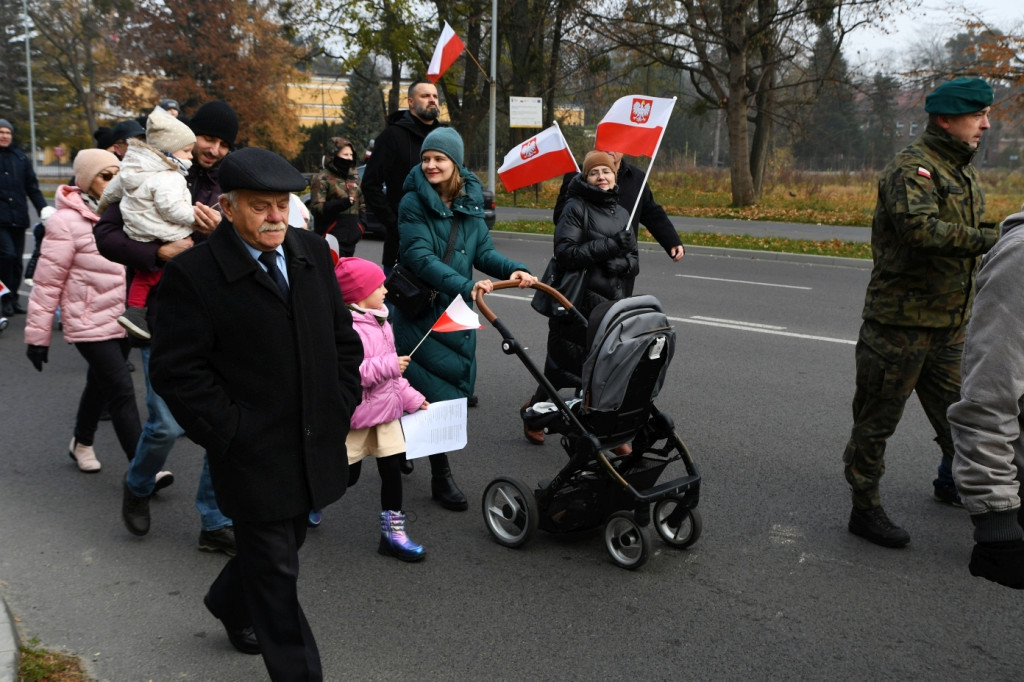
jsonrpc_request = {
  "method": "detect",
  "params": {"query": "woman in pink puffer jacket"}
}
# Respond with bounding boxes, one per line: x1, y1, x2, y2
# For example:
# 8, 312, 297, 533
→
25, 149, 141, 473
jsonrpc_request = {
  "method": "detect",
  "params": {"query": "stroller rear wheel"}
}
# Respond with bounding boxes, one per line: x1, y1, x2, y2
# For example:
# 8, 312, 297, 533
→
603, 511, 652, 570
653, 497, 702, 548
481, 477, 539, 548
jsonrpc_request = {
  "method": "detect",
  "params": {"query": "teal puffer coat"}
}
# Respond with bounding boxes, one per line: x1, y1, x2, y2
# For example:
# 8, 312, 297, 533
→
392, 165, 529, 401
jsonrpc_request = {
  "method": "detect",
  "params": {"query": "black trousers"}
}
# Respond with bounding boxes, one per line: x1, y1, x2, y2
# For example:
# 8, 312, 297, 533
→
74, 338, 141, 460
0, 223, 26, 300
206, 514, 322, 682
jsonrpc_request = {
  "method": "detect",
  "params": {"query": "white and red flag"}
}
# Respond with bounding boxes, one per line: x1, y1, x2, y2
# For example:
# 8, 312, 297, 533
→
410, 295, 483, 356
430, 295, 483, 332
497, 125, 578, 192
0, 279, 10, 299
426, 21, 465, 83
594, 95, 676, 158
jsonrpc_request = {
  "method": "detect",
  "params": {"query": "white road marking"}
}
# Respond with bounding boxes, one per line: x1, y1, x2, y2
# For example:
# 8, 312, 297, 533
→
482, 293, 856, 345
677, 274, 812, 290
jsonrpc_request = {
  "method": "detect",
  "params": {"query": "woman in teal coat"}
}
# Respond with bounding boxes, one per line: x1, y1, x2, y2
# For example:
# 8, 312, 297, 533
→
393, 127, 535, 510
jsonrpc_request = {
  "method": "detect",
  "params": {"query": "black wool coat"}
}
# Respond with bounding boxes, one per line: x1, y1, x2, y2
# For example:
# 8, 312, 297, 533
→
150, 223, 363, 523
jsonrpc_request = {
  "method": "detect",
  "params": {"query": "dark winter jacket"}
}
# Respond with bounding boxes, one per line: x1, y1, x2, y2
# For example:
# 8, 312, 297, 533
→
150, 224, 363, 523
553, 161, 681, 255
391, 165, 528, 402
362, 110, 444, 232
0, 143, 47, 228
544, 175, 636, 390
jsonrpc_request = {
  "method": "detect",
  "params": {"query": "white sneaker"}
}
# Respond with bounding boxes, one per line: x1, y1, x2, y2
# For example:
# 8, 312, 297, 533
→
68, 438, 101, 473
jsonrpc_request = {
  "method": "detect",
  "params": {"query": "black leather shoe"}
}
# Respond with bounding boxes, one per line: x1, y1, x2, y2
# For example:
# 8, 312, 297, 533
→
848, 506, 909, 548
122, 475, 151, 536
0, 301, 13, 317
203, 593, 261, 655
429, 454, 468, 511
399, 454, 414, 475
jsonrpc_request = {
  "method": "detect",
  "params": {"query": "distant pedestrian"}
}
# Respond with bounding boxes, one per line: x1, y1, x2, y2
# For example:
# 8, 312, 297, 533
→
309, 136, 362, 255
842, 77, 998, 548
0, 118, 51, 316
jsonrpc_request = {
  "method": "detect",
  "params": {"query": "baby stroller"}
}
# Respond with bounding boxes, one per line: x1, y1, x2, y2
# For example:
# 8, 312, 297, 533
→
475, 282, 702, 570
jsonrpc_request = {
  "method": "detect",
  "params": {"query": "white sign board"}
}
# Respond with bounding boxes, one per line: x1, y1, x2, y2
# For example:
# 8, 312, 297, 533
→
509, 97, 543, 128
401, 398, 468, 459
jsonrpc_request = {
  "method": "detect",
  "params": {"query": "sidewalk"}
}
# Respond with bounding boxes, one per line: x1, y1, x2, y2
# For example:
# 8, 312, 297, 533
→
0, 597, 17, 682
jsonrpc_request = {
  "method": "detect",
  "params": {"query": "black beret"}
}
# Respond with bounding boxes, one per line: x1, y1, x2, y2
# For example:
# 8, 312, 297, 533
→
111, 119, 145, 142
218, 147, 307, 193
93, 126, 116, 149
925, 77, 993, 115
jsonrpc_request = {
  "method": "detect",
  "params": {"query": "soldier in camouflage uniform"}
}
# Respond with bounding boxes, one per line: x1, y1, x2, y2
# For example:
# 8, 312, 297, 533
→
309, 136, 363, 256
843, 77, 998, 548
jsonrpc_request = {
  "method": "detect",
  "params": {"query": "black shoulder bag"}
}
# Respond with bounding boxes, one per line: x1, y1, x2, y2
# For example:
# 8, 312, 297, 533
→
385, 216, 460, 319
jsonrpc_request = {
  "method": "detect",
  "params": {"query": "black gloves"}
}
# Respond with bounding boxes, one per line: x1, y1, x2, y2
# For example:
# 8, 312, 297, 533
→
969, 539, 1024, 589
26, 344, 49, 372
613, 229, 636, 253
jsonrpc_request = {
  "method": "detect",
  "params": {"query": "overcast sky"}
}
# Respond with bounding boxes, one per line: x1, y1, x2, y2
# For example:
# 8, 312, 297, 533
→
843, 0, 1021, 69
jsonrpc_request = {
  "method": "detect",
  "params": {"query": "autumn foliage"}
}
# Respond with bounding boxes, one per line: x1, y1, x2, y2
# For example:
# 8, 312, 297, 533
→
112, 0, 306, 157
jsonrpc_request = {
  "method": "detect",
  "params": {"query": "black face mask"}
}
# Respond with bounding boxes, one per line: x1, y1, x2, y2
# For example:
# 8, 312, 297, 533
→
329, 156, 354, 177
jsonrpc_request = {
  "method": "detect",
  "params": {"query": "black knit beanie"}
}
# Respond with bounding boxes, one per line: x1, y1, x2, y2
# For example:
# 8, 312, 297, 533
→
189, 100, 238, 147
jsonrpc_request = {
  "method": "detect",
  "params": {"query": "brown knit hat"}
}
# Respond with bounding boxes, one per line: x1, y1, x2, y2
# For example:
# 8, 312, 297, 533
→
582, 150, 616, 177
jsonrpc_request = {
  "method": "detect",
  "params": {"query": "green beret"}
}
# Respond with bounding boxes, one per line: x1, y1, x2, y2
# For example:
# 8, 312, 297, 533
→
218, 147, 307, 193
925, 77, 993, 115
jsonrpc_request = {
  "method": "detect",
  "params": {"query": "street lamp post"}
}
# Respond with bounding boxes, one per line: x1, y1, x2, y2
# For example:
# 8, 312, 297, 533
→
22, 0, 37, 171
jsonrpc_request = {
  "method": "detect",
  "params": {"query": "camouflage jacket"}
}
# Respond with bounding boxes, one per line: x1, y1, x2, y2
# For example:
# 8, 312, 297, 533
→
862, 123, 998, 329
309, 167, 361, 226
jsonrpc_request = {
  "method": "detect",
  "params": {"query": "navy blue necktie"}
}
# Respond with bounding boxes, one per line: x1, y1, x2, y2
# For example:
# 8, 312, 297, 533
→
258, 251, 290, 300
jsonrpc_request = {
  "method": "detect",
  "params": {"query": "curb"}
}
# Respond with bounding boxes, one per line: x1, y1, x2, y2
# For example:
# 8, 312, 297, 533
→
0, 596, 19, 682
490, 230, 872, 270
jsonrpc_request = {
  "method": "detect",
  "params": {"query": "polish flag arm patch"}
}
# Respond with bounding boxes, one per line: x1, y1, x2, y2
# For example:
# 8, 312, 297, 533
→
917, 167, 932, 179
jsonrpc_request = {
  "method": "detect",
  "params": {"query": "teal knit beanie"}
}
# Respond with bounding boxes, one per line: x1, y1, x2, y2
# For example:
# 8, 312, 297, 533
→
421, 127, 464, 167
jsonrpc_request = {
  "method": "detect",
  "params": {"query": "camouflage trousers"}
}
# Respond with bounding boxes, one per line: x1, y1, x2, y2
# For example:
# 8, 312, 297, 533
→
842, 319, 964, 509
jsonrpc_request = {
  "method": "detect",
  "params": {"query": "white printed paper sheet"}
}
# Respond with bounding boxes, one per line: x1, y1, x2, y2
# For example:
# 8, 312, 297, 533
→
401, 398, 468, 459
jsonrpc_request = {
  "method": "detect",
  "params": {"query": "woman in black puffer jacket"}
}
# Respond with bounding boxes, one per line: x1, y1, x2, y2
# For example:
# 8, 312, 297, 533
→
522, 150, 637, 444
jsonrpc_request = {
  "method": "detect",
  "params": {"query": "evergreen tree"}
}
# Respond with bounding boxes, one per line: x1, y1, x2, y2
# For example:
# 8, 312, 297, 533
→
862, 73, 901, 170
339, 56, 386, 156
793, 27, 864, 170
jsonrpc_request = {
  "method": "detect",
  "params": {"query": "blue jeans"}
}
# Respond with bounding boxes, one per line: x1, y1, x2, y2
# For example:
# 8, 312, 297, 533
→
125, 346, 232, 531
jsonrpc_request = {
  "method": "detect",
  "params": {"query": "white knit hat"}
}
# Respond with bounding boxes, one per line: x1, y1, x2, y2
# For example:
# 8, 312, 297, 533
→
146, 106, 196, 154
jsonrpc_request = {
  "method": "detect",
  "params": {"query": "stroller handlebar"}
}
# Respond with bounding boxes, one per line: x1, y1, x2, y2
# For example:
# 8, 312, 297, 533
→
476, 280, 574, 324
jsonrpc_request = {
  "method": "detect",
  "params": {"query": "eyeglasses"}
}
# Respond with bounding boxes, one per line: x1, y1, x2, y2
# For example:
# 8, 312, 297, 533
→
98, 171, 118, 181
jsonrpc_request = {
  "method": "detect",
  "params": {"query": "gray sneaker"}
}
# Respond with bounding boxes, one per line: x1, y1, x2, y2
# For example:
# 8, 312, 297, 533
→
118, 306, 151, 340
848, 506, 910, 548
198, 527, 237, 556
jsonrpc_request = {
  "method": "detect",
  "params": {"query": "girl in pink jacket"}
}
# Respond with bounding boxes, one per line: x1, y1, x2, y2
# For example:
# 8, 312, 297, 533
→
318, 257, 428, 561
24, 149, 142, 472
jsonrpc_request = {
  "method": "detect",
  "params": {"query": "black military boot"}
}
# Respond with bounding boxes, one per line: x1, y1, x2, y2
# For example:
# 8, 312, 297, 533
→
429, 453, 468, 511
848, 506, 910, 548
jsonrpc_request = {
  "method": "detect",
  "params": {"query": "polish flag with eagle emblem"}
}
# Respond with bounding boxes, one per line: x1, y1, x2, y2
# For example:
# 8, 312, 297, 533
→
497, 125, 578, 192
594, 95, 676, 157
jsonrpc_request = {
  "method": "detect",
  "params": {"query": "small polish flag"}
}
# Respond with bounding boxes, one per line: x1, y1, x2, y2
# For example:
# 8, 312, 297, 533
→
426, 21, 465, 83
431, 295, 483, 332
594, 94, 676, 158
497, 125, 579, 192
917, 167, 932, 179
0, 279, 10, 298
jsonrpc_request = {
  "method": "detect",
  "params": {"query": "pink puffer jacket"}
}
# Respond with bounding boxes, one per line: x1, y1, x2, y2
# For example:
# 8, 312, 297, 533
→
349, 309, 425, 430
25, 185, 127, 346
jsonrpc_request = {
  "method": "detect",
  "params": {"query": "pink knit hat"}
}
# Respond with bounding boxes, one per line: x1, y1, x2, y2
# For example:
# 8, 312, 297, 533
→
334, 257, 386, 304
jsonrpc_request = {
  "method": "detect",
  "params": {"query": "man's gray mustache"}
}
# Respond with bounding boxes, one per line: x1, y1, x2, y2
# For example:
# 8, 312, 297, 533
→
259, 222, 286, 233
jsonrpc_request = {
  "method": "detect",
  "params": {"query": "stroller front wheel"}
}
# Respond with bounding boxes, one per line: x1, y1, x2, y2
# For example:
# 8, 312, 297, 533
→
603, 511, 652, 570
481, 477, 539, 548
653, 497, 702, 548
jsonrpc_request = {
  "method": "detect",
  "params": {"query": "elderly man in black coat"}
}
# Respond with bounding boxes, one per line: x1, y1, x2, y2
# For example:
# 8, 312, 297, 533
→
150, 147, 362, 682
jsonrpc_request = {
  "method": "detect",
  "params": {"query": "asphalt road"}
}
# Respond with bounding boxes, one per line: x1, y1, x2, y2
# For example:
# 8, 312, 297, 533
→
1, 232, 1021, 681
